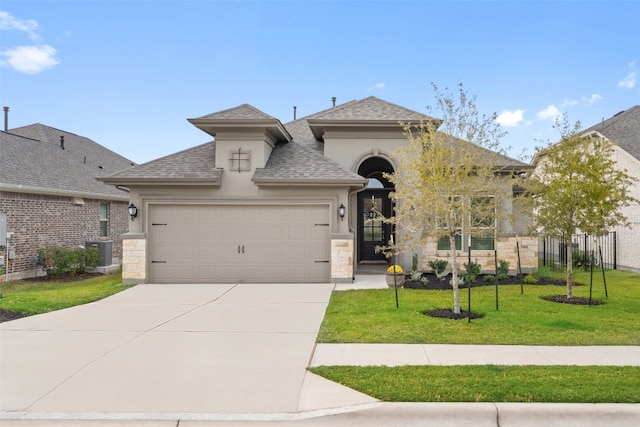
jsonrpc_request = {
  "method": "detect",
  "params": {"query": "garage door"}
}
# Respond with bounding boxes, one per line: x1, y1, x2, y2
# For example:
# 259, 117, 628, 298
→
148, 204, 331, 283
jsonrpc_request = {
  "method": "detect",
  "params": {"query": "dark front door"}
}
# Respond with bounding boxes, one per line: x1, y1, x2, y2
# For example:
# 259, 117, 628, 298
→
358, 190, 393, 261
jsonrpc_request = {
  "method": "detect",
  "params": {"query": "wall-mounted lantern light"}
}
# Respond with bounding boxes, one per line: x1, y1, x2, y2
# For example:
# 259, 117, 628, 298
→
338, 203, 346, 221
128, 203, 138, 221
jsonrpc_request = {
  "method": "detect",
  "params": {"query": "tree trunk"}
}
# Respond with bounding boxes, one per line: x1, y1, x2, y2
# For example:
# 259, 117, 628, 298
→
450, 234, 461, 314
566, 242, 574, 299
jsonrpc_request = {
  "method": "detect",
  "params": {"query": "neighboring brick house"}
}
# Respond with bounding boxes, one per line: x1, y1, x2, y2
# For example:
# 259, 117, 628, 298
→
0, 124, 135, 280
100, 97, 536, 285
580, 106, 640, 272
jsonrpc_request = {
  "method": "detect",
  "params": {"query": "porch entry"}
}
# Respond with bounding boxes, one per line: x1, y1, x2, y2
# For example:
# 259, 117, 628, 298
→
358, 190, 393, 262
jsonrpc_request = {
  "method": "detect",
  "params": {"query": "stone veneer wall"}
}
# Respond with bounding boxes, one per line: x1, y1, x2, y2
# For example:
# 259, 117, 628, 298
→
122, 235, 146, 285
331, 234, 354, 283
423, 236, 538, 274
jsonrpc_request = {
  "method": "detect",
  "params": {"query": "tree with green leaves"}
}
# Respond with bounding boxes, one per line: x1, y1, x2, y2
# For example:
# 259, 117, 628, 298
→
519, 118, 638, 298
386, 84, 513, 315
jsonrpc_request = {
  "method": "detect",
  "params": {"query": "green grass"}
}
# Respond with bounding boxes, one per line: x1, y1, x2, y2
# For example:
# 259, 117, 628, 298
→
0, 272, 127, 316
309, 365, 640, 403
318, 269, 640, 345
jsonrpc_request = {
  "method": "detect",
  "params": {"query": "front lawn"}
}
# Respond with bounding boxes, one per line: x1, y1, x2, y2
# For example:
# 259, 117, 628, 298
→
0, 272, 126, 319
318, 269, 640, 345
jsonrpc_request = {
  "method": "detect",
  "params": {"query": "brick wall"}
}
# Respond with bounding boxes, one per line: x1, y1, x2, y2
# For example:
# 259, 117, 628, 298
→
0, 191, 128, 280
612, 147, 640, 272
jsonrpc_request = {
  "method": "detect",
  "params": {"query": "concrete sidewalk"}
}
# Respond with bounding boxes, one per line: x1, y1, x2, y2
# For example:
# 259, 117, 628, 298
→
311, 343, 640, 366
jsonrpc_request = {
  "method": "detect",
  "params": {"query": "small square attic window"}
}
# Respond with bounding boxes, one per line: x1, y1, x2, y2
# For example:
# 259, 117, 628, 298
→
229, 148, 250, 172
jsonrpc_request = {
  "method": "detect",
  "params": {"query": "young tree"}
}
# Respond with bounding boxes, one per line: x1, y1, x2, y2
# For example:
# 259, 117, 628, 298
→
519, 118, 638, 298
386, 84, 513, 315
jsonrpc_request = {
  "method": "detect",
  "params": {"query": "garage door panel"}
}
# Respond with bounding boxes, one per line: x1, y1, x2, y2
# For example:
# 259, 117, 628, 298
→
150, 204, 330, 283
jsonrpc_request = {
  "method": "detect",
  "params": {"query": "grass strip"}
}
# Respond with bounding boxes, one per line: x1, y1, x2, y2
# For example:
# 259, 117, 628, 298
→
309, 365, 640, 403
0, 273, 126, 316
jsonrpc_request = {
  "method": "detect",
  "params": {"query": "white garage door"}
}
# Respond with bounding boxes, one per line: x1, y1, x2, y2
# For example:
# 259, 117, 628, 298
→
148, 204, 331, 283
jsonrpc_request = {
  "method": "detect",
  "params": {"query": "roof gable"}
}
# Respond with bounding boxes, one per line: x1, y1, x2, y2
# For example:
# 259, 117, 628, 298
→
582, 106, 640, 161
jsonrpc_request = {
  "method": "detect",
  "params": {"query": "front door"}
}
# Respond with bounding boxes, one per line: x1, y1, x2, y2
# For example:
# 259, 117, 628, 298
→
358, 190, 393, 261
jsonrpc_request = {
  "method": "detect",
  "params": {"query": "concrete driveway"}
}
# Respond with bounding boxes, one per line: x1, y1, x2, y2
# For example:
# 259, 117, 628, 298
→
1, 283, 373, 420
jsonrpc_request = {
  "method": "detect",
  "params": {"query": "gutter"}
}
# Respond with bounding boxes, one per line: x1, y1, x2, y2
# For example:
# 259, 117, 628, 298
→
0, 183, 129, 201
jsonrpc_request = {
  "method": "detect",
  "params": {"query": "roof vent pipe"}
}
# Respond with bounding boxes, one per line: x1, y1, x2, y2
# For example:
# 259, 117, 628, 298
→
293, 106, 297, 120
331, 97, 336, 107
60, 135, 65, 150
3, 106, 8, 131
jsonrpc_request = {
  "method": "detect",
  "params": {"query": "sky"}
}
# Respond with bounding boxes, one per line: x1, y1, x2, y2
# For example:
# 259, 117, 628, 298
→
1, 0, 638, 165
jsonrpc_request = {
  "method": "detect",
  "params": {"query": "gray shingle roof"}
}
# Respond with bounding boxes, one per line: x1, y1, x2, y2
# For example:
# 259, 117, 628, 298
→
99, 141, 222, 185
582, 105, 640, 161
253, 141, 367, 185
309, 96, 431, 121
284, 97, 432, 152
192, 104, 278, 121
1, 127, 134, 199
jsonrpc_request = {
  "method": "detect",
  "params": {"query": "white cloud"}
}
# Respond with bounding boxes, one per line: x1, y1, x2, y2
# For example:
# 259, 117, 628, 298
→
537, 105, 562, 122
1, 44, 59, 74
0, 10, 40, 41
496, 109, 524, 127
367, 82, 384, 91
0, 10, 60, 74
583, 94, 602, 105
618, 71, 636, 89
560, 98, 579, 107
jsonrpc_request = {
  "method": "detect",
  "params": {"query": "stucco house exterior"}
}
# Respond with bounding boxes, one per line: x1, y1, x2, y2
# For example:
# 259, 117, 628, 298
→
580, 106, 640, 272
0, 124, 135, 280
100, 97, 537, 285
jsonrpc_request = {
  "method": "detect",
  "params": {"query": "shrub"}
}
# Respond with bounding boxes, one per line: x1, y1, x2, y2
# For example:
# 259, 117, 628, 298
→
484, 274, 495, 282
463, 260, 481, 283
428, 259, 448, 275
410, 270, 422, 281
37, 246, 99, 276
523, 274, 538, 284
497, 259, 509, 280
412, 253, 419, 272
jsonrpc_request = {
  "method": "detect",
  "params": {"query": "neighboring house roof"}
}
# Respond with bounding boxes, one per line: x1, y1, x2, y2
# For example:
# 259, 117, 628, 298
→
99, 141, 223, 186
1, 125, 135, 199
582, 105, 640, 161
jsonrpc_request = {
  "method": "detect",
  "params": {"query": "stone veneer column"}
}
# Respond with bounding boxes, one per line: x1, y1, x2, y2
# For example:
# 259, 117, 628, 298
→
122, 234, 146, 285
331, 233, 354, 283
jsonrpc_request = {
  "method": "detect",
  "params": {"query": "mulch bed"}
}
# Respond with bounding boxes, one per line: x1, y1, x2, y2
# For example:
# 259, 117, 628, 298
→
543, 295, 602, 305
0, 309, 26, 323
424, 308, 484, 320
403, 273, 567, 290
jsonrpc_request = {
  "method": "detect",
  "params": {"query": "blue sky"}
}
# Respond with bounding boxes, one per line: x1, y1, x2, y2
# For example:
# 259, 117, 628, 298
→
1, 0, 638, 164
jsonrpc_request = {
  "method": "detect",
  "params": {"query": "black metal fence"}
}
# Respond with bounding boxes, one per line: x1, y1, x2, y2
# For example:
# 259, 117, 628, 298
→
540, 232, 617, 271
